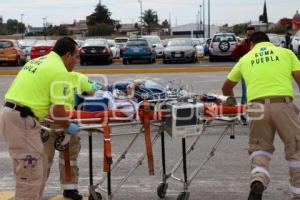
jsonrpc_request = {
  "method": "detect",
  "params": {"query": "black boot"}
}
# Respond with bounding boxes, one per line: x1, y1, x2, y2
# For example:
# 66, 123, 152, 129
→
248, 181, 264, 200
63, 189, 83, 200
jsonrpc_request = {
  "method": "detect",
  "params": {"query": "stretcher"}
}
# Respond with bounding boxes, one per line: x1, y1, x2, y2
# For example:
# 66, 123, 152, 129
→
41, 100, 166, 200
156, 104, 247, 200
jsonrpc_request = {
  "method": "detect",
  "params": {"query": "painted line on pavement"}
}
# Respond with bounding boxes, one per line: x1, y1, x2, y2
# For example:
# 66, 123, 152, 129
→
0, 191, 15, 200
0, 66, 232, 75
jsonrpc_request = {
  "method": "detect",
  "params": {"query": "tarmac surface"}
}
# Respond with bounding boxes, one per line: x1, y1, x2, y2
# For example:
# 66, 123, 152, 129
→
0, 72, 299, 200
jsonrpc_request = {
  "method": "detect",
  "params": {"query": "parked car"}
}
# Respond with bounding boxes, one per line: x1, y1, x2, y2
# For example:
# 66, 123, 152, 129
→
192, 38, 204, 58
79, 39, 113, 65
18, 39, 37, 61
108, 39, 120, 59
115, 37, 128, 57
30, 40, 56, 60
0, 39, 26, 66
209, 33, 238, 61
267, 33, 285, 47
163, 38, 197, 64
291, 30, 300, 55
141, 35, 164, 58
122, 39, 156, 64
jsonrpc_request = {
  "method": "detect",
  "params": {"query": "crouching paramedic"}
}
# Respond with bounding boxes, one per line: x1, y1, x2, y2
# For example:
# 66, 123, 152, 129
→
44, 71, 96, 200
222, 31, 300, 200
0, 37, 81, 200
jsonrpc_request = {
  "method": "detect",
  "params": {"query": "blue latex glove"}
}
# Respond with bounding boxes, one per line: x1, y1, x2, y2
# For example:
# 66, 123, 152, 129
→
66, 123, 80, 135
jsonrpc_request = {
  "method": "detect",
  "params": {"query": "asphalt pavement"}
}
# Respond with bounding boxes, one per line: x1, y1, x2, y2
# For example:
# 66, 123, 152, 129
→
0, 72, 298, 200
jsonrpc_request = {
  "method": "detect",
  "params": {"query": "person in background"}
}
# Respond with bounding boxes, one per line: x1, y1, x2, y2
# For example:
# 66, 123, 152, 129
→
232, 25, 255, 124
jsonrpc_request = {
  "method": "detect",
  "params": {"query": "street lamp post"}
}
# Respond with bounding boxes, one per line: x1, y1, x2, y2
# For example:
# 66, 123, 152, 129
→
43, 17, 47, 40
199, 5, 202, 37
20, 14, 24, 39
138, 0, 143, 35
208, 0, 210, 38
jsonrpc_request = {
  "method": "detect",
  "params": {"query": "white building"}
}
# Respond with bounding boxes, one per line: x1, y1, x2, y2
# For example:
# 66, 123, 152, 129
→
171, 23, 220, 38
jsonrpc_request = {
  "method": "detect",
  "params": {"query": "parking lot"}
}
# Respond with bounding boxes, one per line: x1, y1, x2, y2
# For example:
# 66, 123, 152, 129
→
0, 72, 299, 200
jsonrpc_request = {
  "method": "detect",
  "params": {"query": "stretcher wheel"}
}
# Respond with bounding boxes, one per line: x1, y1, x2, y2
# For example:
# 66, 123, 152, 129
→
177, 192, 190, 200
157, 182, 168, 198
41, 129, 49, 143
88, 192, 102, 200
54, 136, 69, 151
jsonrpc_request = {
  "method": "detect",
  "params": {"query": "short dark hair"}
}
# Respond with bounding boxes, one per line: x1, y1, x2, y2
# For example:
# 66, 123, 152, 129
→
52, 37, 78, 56
249, 31, 270, 45
246, 26, 255, 31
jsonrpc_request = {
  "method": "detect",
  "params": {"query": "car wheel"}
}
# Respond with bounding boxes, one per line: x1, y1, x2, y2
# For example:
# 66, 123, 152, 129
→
80, 60, 85, 66
0, 62, 2, 66
218, 41, 230, 52
128, 60, 132, 64
123, 58, 127, 65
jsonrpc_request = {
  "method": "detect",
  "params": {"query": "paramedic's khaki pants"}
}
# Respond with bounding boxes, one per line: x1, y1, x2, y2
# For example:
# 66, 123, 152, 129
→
248, 101, 300, 198
44, 132, 81, 190
0, 107, 48, 200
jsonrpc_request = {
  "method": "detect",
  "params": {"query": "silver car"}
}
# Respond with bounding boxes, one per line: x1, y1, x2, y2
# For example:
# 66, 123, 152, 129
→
163, 38, 197, 64
209, 33, 238, 62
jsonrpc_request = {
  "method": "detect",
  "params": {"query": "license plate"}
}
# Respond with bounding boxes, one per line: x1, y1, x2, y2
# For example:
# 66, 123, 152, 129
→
90, 49, 96, 53
133, 48, 140, 53
0, 57, 7, 61
174, 53, 181, 57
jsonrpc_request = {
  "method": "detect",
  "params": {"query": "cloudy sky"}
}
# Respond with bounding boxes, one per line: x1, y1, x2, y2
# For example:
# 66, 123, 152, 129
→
0, 0, 299, 27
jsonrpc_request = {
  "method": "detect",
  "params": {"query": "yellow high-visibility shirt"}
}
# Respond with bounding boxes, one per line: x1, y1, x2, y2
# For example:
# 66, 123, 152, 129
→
227, 42, 300, 102
5, 52, 69, 120
64, 71, 93, 110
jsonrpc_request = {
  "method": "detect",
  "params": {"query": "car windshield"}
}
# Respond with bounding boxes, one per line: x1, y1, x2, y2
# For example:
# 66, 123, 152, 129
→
127, 40, 148, 47
19, 39, 37, 47
168, 39, 193, 46
0, 41, 13, 48
35, 40, 56, 46
108, 40, 116, 46
142, 36, 161, 45
115, 38, 128, 43
213, 35, 236, 42
83, 40, 107, 47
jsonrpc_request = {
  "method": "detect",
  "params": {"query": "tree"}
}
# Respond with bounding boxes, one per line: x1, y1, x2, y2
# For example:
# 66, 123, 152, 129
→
87, 23, 114, 36
86, 3, 117, 35
0, 24, 7, 35
6, 19, 24, 34
142, 9, 159, 34
162, 19, 170, 29
232, 23, 248, 36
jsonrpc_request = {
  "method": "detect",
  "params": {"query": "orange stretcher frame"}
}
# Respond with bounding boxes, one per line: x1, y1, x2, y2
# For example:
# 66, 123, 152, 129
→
44, 103, 246, 200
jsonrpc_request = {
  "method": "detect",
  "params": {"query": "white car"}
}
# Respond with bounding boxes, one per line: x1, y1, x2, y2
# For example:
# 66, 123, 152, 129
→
209, 33, 238, 62
141, 35, 164, 58
192, 38, 204, 58
291, 30, 300, 55
108, 39, 120, 59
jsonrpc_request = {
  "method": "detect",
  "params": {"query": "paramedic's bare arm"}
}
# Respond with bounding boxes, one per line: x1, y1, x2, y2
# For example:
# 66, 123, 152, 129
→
292, 71, 300, 90
52, 104, 69, 128
222, 79, 238, 97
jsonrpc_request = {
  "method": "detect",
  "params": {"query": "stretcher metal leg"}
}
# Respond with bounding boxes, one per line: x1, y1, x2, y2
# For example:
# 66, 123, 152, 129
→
88, 131, 102, 200
157, 127, 168, 199
177, 138, 190, 200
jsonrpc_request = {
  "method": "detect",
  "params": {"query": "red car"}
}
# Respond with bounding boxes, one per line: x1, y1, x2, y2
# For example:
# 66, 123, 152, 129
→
30, 40, 56, 60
